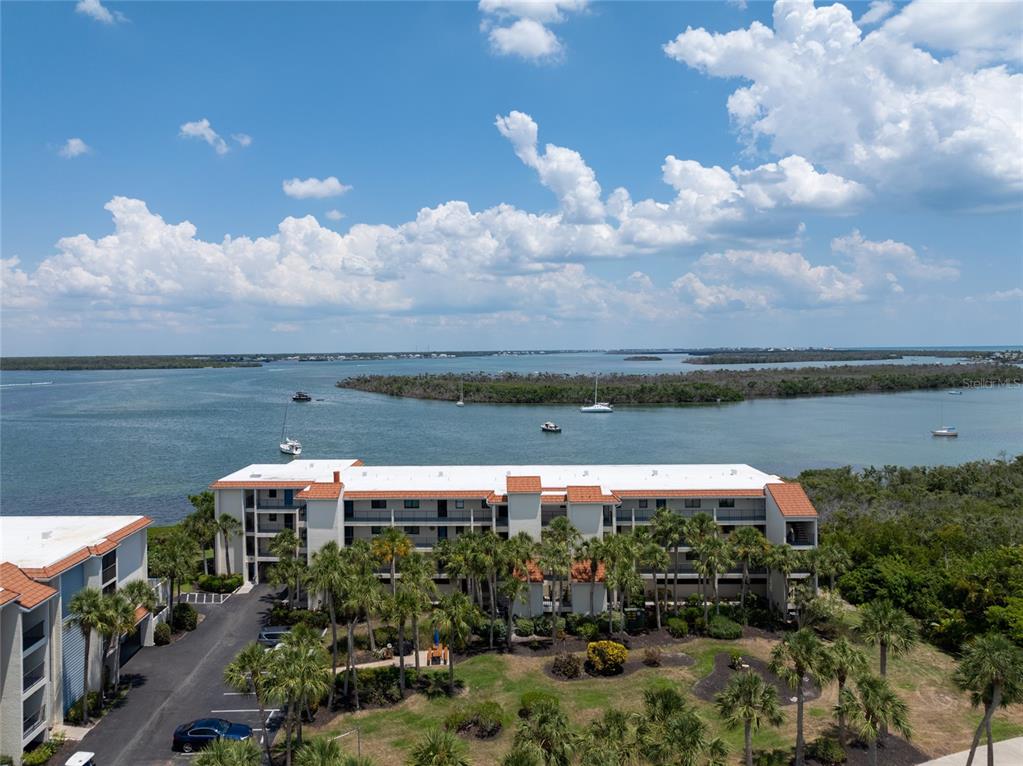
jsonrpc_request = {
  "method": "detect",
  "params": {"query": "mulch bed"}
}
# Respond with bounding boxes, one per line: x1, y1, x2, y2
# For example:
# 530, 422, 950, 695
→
543, 650, 693, 682
814, 736, 930, 766
693, 653, 820, 706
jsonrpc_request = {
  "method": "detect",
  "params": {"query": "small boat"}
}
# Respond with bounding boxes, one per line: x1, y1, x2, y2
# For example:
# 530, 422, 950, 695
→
931, 426, 958, 438
580, 375, 613, 413
279, 402, 302, 455
541, 421, 561, 433
456, 379, 465, 407
292, 391, 312, 402
948, 390, 963, 395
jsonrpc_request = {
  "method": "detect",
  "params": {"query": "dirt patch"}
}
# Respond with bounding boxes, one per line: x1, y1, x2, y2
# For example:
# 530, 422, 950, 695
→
694, 652, 820, 706
542, 650, 693, 682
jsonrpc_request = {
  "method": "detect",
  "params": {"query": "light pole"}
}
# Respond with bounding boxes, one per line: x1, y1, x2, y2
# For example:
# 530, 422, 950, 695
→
332, 727, 361, 756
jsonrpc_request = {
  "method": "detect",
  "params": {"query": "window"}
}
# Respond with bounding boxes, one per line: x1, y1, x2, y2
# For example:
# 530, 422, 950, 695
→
655, 498, 667, 509
684, 499, 701, 509
268, 489, 278, 498
371, 499, 387, 509
404, 526, 420, 535
455, 500, 465, 510
638, 499, 648, 509
268, 513, 277, 522
455, 526, 465, 535
371, 526, 382, 535
404, 500, 420, 509
718, 499, 735, 508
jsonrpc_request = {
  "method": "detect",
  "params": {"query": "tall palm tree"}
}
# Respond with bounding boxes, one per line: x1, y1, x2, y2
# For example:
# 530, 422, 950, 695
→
716, 671, 784, 766
152, 528, 199, 613
185, 491, 218, 575
640, 540, 670, 630
400, 551, 437, 672
701, 534, 735, 616
478, 530, 505, 649
389, 582, 420, 697
514, 698, 576, 766
576, 537, 605, 618
217, 512, 242, 574
811, 541, 852, 591
265, 625, 332, 766
99, 591, 136, 693
194, 738, 262, 766
953, 632, 1023, 766
307, 541, 346, 705
685, 512, 717, 620
764, 543, 800, 617
541, 517, 580, 635
602, 533, 638, 640
837, 674, 912, 766
825, 636, 869, 745
650, 507, 681, 610
224, 642, 275, 763
768, 628, 832, 766
431, 591, 478, 693
635, 686, 727, 766
730, 527, 768, 622
501, 574, 529, 651
505, 531, 538, 618
69, 587, 105, 725
372, 525, 412, 596
406, 728, 470, 766
121, 579, 157, 615
859, 600, 917, 677
269, 529, 305, 606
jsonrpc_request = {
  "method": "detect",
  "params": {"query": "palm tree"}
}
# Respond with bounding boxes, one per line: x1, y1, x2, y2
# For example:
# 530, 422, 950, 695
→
269, 529, 304, 606
265, 626, 332, 766
514, 698, 576, 766
400, 551, 437, 672
859, 600, 917, 677
602, 533, 638, 640
389, 582, 420, 697
406, 728, 470, 766
307, 541, 346, 705
224, 642, 275, 763
431, 591, 478, 693
372, 526, 412, 596
953, 633, 1023, 766
640, 540, 670, 630
540, 517, 579, 636
295, 737, 373, 766
825, 636, 869, 745
579, 708, 635, 766
764, 543, 800, 617
685, 513, 717, 620
731, 527, 768, 623
152, 528, 199, 612
700, 534, 735, 616
716, 671, 784, 766
121, 579, 157, 614
185, 491, 218, 575
478, 530, 505, 649
811, 542, 852, 591
576, 537, 605, 618
650, 507, 682, 611
217, 512, 242, 574
99, 591, 136, 694
635, 686, 727, 766
837, 674, 912, 766
501, 574, 529, 651
195, 738, 262, 766
769, 628, 832, 766
69, 588, 106, 724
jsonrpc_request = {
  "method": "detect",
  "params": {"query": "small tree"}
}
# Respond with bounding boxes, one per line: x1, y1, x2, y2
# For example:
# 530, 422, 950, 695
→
837, 674, 912, 766
716, 671, 785, 766
953, 633, 1023, 766
825, 636, 869, 745
514, 698, 576, 766
406, 728, 470, 766
68, 587, 105, 725
431, 592, 478, 693
859, 600, 917, 677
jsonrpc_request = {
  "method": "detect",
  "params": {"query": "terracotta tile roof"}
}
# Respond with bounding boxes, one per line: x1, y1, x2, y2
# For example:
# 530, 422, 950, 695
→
20, 516, 154, 579
0, 588, 17, 607
612, 488, 766, 498
566, 485, 620, 504
540, 495, 567, 504
766, 483, 818, 517
514, 560, 545, 583
570, 559, 606, 583
351, 459, 365, 466
487, 493, 507, 504
343, 490, 493, 500
297, 482, 343, 500
506, 475, 542, 493
210, 480, 313, 490
0, 563, 57, 609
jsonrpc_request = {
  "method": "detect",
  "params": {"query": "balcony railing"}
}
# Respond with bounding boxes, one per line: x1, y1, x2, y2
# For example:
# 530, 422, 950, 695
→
23, 658, 45, 691
22, 622, 45, 650
23, 705, 44, 735
717, 510, 767, 522
246, 501, 305, 510
348, 511, 477, 524
101, 564, 117, 584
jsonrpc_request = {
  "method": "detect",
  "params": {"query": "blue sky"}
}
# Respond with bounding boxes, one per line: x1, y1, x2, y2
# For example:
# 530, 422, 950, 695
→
2, 0, 1021, 355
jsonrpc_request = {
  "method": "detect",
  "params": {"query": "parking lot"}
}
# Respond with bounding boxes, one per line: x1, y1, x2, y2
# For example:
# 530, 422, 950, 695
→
75, 584, 281, 766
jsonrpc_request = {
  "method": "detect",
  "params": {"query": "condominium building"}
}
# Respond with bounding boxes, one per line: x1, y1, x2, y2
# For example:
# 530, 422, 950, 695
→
212, 460, 818, 612
0, 516, 154, 765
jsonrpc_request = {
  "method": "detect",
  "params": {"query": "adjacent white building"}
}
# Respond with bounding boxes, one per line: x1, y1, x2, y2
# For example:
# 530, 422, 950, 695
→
212, 460, 818, 611
0, 516, 154, 765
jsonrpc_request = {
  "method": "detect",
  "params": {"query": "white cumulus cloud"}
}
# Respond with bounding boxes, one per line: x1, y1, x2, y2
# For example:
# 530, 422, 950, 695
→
479, 0, 587, 62
179, 119, 229, 155
75, 0, 126, 24
325, 209, 346, 221
58, 138, 91, 159
282, 177, 353, 200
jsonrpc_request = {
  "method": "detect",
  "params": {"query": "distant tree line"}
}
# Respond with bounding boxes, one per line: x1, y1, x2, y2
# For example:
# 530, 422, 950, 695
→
0, 355, 261, 371
337, 364, 1021, 405
684, 349, 990, 364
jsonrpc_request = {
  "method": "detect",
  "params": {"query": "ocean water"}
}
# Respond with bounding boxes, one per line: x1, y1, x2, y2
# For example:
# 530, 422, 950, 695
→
2, 352, 1020, 524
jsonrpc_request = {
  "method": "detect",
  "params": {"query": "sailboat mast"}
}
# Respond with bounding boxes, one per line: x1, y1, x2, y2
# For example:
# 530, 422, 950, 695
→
594, 375, 598, 404
281, 402, 288, 441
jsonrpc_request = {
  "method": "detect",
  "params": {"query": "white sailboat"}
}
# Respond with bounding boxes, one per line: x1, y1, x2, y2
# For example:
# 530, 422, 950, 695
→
456, 379, 465, 407
279, 403, 302, 455
931, 399, 957, 437
580, 375, 613, 413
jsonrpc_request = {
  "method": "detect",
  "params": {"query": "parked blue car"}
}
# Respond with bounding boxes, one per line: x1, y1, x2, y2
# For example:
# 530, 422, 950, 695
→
172, 718, 253, 752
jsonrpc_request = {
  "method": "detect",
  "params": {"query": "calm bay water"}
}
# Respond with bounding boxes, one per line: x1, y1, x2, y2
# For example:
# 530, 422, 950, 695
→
2, 352, 1020, 524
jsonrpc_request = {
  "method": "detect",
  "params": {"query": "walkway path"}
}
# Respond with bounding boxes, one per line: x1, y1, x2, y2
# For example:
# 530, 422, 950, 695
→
919, 737, 1023, 766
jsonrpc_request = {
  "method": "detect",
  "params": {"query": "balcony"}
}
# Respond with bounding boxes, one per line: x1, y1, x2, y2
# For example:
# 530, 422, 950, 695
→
785, 522, 815, 547
23, 657, 45, 692
22, 622, 45, 652
101, 563, 117, 585
717, 510, 767, 522
348, 511, 476, 524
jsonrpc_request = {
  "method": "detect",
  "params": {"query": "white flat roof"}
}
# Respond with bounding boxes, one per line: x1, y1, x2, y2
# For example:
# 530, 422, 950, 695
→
0, 515, 147, 570
217, 461, 780, 494
216, 459, 362, 484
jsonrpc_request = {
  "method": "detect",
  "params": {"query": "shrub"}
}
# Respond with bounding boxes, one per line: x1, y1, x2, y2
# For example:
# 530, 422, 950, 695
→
357, 666, 402, 706
666, 617, 689, 638
806, 736, 846, 765
598, 611, 624, 634
729, 651, 745, 670
474, 618, 507, 644
21, 732, 65, 766
154, 622, 172, 646
642, 647, 662, 667
196, 573, 242, 593
550, 652, 582, 679
682, 606, 704, 629
172, 602, 198, 631
532, 615, 565, 637
416, 670, 455, 699
586, 640, 628, 675
707, 615, 742, 640
753, 749, 792, 766
577, 622, 599, 641
1, 756, 13, 766
513, 617, 535, 637
64, 692, 102, 725
519, 690, 559, 717
270, 604, 330, 630
445, 701, 504, 738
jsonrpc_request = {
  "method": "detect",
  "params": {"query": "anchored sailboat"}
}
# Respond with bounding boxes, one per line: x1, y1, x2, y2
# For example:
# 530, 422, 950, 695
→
279, 402, 302, 455
580, 375, 613, 413
456, 379, 465, 407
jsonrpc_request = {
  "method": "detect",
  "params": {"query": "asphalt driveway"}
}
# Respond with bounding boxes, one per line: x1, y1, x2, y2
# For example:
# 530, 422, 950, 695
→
76, 584, 281, 766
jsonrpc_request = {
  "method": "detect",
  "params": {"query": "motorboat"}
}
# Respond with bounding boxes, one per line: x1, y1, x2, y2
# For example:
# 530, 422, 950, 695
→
292, 391, 312, 402
947, 390, 963, 395
931, 426, 958, 438
541, 421, 561, 433
580, 375, 613, 413
280, 437, 303, 455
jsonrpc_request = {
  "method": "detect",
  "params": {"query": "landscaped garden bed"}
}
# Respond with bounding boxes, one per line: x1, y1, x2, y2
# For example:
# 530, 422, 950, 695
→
693, 651, 820, 706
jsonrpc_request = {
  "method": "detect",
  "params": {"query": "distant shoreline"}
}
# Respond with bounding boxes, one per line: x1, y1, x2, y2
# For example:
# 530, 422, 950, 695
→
336, 364, 1023, 405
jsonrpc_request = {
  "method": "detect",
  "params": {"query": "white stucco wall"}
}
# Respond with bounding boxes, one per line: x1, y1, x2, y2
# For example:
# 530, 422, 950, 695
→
568, 502, 603, 539
507, 493, 541, 538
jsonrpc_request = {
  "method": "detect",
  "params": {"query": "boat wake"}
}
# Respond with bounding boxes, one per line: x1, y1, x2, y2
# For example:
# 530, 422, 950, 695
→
0, 381, 54, 388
